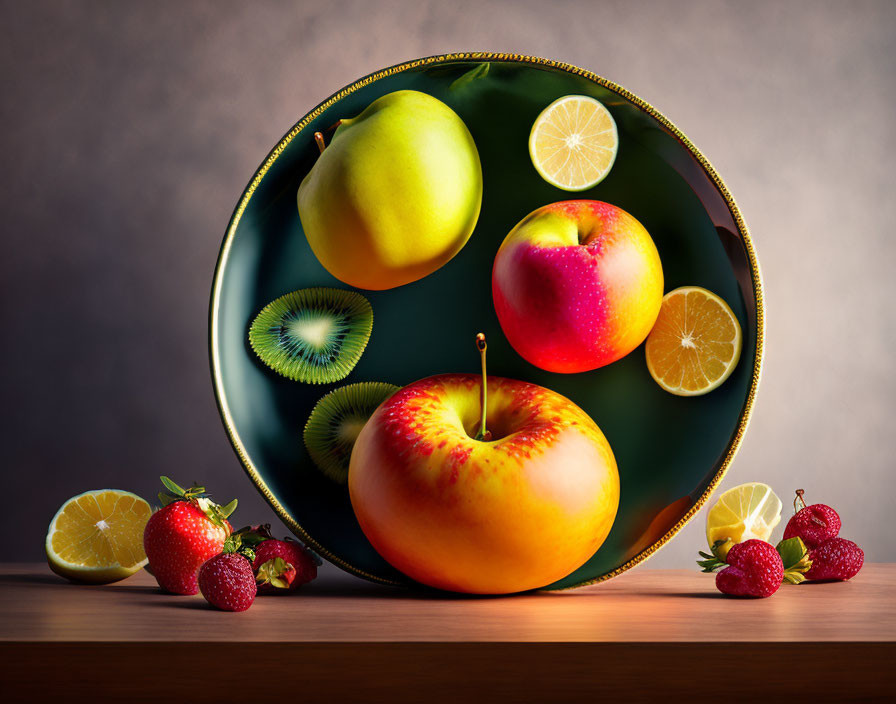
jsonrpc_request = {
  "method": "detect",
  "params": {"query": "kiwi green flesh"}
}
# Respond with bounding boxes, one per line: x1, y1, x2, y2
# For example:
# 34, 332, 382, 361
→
303, 382, 400, 483
248, 287, 373, 384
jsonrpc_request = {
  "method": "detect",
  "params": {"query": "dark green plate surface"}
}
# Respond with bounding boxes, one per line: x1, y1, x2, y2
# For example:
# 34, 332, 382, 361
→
210, 53, 763, 590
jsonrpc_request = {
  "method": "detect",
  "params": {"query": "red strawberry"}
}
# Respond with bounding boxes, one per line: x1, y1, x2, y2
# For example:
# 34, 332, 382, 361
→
253, 537, 318, 594
805, 537, 864, 581
198, 552, 256, 612
782, 489, 841, 549
143, 477, 237, 595
715, 539, 784, 598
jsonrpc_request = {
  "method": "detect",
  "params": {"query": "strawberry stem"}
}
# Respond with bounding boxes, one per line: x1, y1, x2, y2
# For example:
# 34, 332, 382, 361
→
794, 489, 807, 513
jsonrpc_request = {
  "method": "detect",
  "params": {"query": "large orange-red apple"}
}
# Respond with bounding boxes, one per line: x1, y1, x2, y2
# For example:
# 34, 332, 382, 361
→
492, 200, 663, 372
348, 374, 619, 593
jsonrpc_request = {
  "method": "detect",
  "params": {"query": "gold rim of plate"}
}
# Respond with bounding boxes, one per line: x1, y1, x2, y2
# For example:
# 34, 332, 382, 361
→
208, 52, 765, 591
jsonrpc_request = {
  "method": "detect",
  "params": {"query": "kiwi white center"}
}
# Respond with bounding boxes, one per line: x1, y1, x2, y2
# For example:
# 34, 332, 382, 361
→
338, 417, 367, 445
291, 315, 336, 349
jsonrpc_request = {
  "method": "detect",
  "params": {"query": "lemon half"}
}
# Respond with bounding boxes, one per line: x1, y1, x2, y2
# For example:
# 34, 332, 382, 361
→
706, 482, 782, 551
46, 489, 151, 584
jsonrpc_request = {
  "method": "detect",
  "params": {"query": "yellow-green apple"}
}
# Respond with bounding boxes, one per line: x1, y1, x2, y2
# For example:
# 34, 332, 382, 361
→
492, 200, 663, 372
297, 90, 482, 290
348, 338, 618, 593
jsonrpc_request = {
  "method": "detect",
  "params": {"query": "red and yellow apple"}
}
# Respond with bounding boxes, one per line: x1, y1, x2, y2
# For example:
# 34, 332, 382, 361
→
492, 200, 663, 372
348, 373, 619, 594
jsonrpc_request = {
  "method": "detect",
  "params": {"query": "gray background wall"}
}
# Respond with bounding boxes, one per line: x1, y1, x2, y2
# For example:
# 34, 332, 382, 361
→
2, 0, 893, 572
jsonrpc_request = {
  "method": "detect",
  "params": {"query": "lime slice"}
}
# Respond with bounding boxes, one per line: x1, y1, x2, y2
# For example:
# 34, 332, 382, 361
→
706, 482, 782, 553
528, 95, 618, 191
46, 489, 151, 584
646, 286, 742, 396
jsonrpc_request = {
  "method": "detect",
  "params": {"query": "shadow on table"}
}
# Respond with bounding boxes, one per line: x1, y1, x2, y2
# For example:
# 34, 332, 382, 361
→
297, 580, 515, 602
651, 591, 726, 600
0, 570, 516, 602
0, 569, 725, 601
0, 572, 65, 587
0, 571, 165, 594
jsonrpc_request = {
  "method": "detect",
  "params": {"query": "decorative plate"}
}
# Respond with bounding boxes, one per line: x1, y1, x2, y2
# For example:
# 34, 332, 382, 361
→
210, 53, 763, 590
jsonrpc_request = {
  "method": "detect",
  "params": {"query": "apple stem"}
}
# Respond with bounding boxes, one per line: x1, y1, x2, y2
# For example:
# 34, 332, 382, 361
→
475, 333, 492, 441
314, 131, 326, 154
794, 489, 806, 513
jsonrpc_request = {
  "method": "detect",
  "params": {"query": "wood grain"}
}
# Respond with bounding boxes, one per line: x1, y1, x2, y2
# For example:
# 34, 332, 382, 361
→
2, 564, 894, 701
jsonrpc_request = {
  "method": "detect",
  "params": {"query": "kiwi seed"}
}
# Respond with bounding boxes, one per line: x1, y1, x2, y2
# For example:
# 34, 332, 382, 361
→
248, 287, 373, 384
303, 382, 399, 483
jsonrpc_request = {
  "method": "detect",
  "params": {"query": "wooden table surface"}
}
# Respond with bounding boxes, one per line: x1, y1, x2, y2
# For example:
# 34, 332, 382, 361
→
2, 563, 894, 702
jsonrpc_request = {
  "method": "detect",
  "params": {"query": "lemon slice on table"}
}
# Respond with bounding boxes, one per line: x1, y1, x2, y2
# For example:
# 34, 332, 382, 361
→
46, 489, 152, 584
528, 95, 618, 191
645, 286, 742, 396
706, 482, 782, 553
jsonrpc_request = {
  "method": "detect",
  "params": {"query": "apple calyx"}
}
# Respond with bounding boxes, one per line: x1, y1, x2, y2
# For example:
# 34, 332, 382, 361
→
475, 333, 492, 441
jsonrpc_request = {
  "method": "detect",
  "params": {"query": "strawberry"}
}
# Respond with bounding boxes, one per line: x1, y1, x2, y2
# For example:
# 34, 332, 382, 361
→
782, 489, 841, 549
143, 477, 237, 595
226, 524, 319, 594
198, 551, 256, 612
805, 537, 864, 581
698, 535, 813, 597
253, 536, 318, 594
713, 539, 784, 598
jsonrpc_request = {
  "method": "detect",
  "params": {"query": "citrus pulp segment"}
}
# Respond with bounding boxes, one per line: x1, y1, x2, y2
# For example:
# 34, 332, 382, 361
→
706, 482, 782, 551
528, 95, 619, 191
645, 286, 742, 396
46, 489, 151, 583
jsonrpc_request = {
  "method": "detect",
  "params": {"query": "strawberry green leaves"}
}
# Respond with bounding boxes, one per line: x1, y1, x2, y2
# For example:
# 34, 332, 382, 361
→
231, 524, 274, 546
219, 500, 238, 519
776, 536, 813, 584
223, 524, 273, 560
221, 533, 257, 564
159, 476, 188, 500
696, 540, 730, 572
156, 476, 237, 533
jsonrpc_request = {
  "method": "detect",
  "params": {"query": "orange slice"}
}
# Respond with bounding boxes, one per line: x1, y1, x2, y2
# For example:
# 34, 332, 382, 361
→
645, 286, 742, 396
528, 95, 618, 191
46, 489, 151, 583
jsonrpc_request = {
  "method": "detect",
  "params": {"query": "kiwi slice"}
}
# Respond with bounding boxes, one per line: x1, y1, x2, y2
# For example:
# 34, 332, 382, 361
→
249, 287, 373, 384
303, 382, 399, 483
